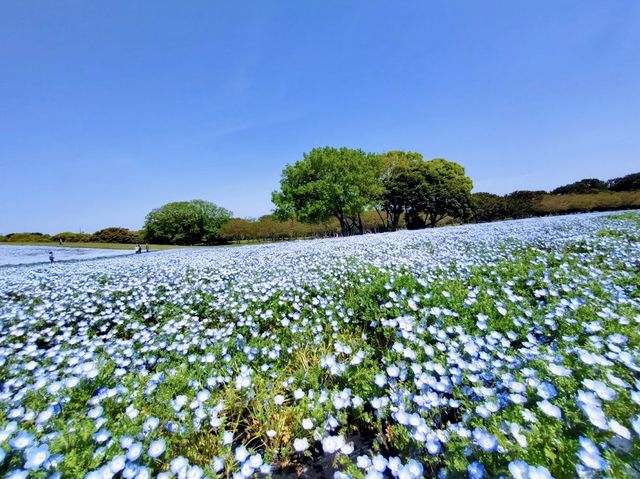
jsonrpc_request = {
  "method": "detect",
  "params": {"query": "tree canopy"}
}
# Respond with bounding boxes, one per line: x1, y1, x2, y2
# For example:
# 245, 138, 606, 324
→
608, 172, 640, 192
144, 200, 232, 245
272, 147, 384, 235
379, 156, 473, 229
551, 178, 608, 195
379, 151, 424, 231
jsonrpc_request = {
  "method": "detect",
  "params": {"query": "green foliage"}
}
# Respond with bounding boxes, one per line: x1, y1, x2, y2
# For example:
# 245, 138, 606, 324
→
90, 227, 144, 244
220, 215, 340, 242
504, 190, 546, 219
416, 158, 474, 227
551, 178, 608, 195
471, 192, 509, 223
0, 232, 52, 242
52, 232, 93, 242
383, 158, 473, 229
144, 199, 232, 245
272, 147, 384, 235
608, 172, 640, 192
379, 151, 424, 231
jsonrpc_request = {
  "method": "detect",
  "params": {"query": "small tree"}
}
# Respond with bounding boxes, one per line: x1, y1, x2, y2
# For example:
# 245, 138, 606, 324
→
272, 147, 383, 235
144, 200, 232, 245
411, 159, 473, 227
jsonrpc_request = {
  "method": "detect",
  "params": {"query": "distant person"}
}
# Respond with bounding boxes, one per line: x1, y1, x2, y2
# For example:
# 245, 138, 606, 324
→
135, 244, 142, 254
145, 243, 149, 253
58, 238, 63, 246
49, 251, 54, 263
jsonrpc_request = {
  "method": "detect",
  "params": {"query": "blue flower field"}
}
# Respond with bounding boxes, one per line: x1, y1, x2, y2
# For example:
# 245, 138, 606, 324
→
1, 212, 639, 479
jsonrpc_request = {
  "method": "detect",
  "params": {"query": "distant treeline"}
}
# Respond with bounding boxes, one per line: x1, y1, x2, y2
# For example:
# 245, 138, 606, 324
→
472, 172, 640, 223
0, 228, 145, 245
1, 170, 638, 245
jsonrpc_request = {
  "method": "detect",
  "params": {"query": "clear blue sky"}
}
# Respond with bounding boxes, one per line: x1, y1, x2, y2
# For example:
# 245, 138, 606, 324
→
1, 1, 639, 234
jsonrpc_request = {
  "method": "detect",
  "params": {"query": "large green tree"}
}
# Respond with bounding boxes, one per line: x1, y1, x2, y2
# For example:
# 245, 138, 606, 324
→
379, 150, 424, 231
272, 147, 383, 235
144, 200, 232, 245
414, 159, 474, 227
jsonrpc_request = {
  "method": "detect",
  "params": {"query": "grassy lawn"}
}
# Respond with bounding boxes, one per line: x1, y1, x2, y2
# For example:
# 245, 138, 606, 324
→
0, 241, 187, 251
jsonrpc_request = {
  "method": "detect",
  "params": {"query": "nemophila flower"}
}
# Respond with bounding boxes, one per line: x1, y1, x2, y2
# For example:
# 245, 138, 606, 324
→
125, 405, 139, 419
223, 430, 234, 445
467, 461, 485, 479
547, 363, 571, 377
24, 443, 49, 470
472, 429, 498, 452
374, 374, 387, 387
579, 403, 609, 430
9, 432, 34, 450
126, 441, 143, 461
108, 455, 126, 473
426, 437, 442, 455
143, 417, 160, 433
322, 435, 345, 454
6, 471, 29, 479
372, 454, 388, 472
537, 400, 562, 419
356, 455, 372, 469
509, 423, 528, 448
172, 395, 188, 412
294, 438, 309, 452
608, 419, 631, 440
136, 466, 151, 479
240, 461, 254, 477
93, 429, 111, 444
274, 394, 285, 406
508, 460, 553, 479
577, 436, 607, 471
340, 441, 355, 455
120, 435, 134, 449
235, 445, 250, 463
583, 379, 616, 401
212, 456, 224, 472
186, 465, 204, 479
170, 456, 189, 474
36, 407, 55, 425
536, 382, 557, 400
122, 463, 139, 479
148, 438, 166, 458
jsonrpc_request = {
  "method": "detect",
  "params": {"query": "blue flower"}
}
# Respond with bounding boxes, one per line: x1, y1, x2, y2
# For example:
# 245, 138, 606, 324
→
9, 432, 34, 450
537, 400, 562, 419
294, 438, 309, 452
577, 436, 607, 471
148, 438, 166, 458
24, 444, 50, 471
472, 428, 498, 452
467, 461, 485, 479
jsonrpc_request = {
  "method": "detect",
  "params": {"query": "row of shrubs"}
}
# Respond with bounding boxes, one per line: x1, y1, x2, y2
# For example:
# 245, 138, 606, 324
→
0, 228, 145, 244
